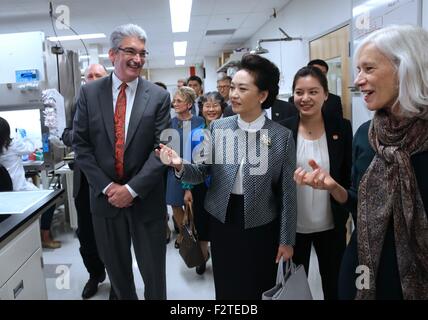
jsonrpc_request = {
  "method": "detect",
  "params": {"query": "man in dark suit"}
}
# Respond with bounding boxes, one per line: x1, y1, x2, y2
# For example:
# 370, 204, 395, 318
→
223, 97, 297, 123
187, 75, 203, 116
289, 59, 344, 118
217, 75, 234, 117
270, 98, 298, 122
62, 63, 112, 299
73, 24, 170, 300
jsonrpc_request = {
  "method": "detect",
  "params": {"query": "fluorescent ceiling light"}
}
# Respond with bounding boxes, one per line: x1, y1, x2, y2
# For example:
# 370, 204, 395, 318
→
173, 41, 187, 57
169, 0, 192, 33
175, 59, 185, 65
47, 33, 106, 42
79, 53, 108, 61
106, 66, 115, 71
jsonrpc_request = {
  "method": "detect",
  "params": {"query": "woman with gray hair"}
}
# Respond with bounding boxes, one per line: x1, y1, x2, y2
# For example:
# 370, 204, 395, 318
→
182, 91, 227, 274
294, 25, 428, 299
166, 86, 205, 248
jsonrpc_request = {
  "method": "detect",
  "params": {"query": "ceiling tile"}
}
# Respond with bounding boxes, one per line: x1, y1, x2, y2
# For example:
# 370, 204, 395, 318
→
0, 0, 291, 69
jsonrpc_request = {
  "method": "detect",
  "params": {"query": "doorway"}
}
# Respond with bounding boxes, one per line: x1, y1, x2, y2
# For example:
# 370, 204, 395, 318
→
309, 25, 351, 120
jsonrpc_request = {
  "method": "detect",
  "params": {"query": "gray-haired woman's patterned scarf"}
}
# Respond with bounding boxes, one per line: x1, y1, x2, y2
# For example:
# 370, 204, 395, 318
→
356, 109, 428, 300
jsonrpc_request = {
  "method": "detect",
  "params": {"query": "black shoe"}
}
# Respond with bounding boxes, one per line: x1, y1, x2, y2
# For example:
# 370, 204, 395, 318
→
196, 262, 206, 275
109, 287, 118, 300
196, 252, 210, 275
166, 227, 171, 244
172, 216, 180, 233
82, 272, 106, 299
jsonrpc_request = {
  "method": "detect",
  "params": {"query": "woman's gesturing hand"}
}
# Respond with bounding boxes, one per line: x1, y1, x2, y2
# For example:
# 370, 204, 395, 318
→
155, 143, 183, 170
294, 159, 337, 191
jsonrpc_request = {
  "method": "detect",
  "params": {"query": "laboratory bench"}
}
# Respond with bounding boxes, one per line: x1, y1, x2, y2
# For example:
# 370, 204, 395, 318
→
0, 189, 64, 300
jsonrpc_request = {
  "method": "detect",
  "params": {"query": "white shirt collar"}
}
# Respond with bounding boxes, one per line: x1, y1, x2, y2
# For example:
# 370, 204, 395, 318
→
112, 72, 139, 92
237, 110, 267, 132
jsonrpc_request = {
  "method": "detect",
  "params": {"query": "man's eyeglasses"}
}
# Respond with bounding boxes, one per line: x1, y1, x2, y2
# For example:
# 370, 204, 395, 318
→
117, 47, 149, 58
217, 85, 230, 90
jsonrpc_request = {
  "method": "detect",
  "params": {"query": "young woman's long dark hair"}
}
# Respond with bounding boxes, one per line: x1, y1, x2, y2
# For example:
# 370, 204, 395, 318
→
0, 117, 12, 155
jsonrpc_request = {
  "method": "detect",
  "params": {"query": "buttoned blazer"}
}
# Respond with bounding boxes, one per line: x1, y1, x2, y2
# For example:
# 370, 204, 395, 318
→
62, 101, 85, 198
72, 75, 171, 220
181, 115, 297, 245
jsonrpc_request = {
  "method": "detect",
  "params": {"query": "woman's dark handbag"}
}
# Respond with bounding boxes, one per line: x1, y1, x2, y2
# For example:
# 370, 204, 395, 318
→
179, 202, 205, 268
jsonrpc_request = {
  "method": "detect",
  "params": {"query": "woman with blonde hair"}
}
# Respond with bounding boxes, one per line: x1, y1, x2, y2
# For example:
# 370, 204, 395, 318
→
183, 91, 227, 275
166, 86, 204, 248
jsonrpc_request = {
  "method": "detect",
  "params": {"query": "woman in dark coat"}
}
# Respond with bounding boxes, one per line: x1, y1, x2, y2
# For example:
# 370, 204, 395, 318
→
279, 66, 352, 300
294, 25, 428, 299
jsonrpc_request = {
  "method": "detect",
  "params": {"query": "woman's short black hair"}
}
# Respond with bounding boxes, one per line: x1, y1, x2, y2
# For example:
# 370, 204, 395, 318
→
292, 66, 329, 94
0, 117, 12, 155
238, 54, 280, 109
199, 91, 228, 111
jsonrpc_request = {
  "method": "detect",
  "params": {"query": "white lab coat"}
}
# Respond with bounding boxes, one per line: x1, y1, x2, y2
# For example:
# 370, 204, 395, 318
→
0, 135, 38, 191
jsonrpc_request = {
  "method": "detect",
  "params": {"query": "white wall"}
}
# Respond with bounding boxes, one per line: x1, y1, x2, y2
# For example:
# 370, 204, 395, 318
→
423, 0, 428, 29
149, 67, 188, 94
149, 66, 208, 95
203, 56, 219, 92
244, 0, 352, 95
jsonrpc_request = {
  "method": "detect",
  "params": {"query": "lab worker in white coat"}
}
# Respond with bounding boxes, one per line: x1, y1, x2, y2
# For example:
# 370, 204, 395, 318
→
0, 117, 60, 248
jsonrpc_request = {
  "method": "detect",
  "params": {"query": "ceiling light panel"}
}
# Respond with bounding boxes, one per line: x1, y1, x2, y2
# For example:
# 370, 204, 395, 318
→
173, 41, 187, 57
47, 33, 106, 42
169, 0, 192, 33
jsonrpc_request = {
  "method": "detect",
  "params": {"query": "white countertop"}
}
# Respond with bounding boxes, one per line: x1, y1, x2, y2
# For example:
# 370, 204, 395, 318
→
0, 190, 54, 214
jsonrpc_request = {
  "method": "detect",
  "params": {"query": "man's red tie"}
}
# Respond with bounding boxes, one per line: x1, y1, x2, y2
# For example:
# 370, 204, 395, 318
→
114, 82, 127, 180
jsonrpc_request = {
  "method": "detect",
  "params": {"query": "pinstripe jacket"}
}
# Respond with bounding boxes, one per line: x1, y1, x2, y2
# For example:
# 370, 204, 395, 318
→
181, 115, 297, 246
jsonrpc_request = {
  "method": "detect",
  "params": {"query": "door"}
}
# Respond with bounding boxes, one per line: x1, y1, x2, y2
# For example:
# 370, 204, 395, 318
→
309, 25, 351, 120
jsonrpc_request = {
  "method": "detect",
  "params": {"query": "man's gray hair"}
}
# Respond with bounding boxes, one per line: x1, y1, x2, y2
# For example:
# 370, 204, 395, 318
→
110, 24, 147, 50
354, 24, 428, 119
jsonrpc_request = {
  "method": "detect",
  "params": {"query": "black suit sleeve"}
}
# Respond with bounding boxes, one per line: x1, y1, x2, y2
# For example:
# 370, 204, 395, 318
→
72, 86, 112, 195
61, 99, 77, 147
325, 94, 343, 118
223, 104, 235, 117
61, 127, 73, 147
340, 119, 352, 190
